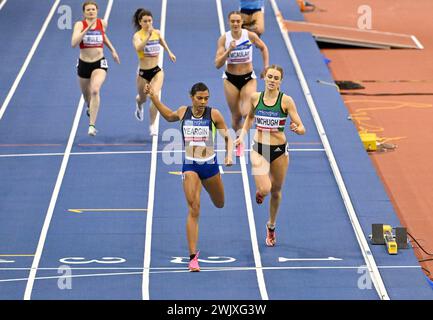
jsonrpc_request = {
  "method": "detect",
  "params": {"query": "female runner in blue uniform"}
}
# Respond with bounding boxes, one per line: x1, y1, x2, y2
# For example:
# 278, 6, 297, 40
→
235, 65, 305, 247
145, 82, 233, 272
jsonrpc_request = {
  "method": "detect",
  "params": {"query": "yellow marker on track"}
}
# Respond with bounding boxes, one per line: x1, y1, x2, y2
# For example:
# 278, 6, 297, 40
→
168, 171, 183, 175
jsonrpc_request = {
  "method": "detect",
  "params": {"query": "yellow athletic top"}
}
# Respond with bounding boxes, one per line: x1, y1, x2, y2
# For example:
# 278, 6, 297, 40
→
136, 30, 161, 59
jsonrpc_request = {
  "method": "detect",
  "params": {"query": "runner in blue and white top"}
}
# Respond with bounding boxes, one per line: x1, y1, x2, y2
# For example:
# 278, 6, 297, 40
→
224, 29, 253, 65
182, 106, 217, 163
215, 11, 269, 156
144, 82, 233, 273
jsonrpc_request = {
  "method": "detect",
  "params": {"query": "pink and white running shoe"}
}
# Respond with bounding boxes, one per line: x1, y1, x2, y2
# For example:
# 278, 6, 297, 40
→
188, 251, 200, 272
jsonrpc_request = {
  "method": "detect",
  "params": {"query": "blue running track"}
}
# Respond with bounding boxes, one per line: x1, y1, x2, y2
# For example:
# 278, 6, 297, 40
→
0, 0, 431, 300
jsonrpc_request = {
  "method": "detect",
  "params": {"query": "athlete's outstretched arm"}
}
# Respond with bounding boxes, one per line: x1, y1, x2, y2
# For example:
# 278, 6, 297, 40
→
211, 109, 233, 166
145, 84, 183, 122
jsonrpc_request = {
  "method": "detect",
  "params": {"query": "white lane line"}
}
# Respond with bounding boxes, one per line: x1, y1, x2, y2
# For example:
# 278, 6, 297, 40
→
240, 155, 268, 300
216, 0, 268, 301
215, 0, 225, 36
1, 265, 422, 283
23, 95, 85, 300
142, 0, 167, 301
23, 0, 114, 300
0, 259, 14, 263
0, 0, 8, 11
0, 152, 65, 158
269, 0, 389, 300
0, 148, 326, 158
1, 265, 422, 271
0, 265, 421, 271
278, 257, 342, 262
0, 0, 60, 121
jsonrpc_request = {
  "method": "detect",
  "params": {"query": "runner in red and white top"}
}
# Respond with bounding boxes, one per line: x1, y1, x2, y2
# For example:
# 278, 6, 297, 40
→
71, 1, 120, 136
79, 18, 105, 49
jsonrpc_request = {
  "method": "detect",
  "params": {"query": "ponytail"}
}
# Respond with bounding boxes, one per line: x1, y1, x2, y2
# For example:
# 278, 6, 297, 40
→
133, 8, 153, 31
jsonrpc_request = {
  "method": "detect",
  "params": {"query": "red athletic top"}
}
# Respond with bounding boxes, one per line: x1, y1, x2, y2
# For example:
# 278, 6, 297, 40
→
79, 18, 105, 49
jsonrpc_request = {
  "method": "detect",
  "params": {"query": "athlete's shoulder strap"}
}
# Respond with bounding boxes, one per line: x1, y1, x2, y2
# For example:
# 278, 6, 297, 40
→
181, 106, 192, 121
255, 91, 264, 109
278, 92, 288, 115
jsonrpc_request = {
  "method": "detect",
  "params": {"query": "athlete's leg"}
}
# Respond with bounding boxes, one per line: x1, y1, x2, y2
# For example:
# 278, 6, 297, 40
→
149, 70, 164, 131
78, 76, 91, 108
136, 75, 147, 107
240, 78, 257, 118
250, 149, 271, 201
223, 79, 242, 133
251, 10, 265, 36
202, 173, 225, 208
88, 69, 107, 126
183, 171, 202, 255
241, 13, 253, 30
268, 153, 289, 226
135, 75, 147, 121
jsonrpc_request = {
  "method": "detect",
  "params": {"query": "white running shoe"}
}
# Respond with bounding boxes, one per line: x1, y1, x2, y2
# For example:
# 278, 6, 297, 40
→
135, 102, 144, 121
149, 123, 157, 136
88, 125, 97, 136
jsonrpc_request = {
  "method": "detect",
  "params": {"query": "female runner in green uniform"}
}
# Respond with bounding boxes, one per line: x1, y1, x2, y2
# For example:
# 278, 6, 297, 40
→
235, 64, 305, 247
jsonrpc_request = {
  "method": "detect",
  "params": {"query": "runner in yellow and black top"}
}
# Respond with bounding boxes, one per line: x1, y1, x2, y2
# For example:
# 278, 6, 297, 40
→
132, 8, 176, 136
235, 64, 305, 247
144, 82, 233, 272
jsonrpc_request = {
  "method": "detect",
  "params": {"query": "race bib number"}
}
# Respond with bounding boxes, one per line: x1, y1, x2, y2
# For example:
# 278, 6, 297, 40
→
144, 39, 161, 57
82, 31, 103, 46
255, 115, 280, 131
100, 59, 108, 68
183, 125, 209, 142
